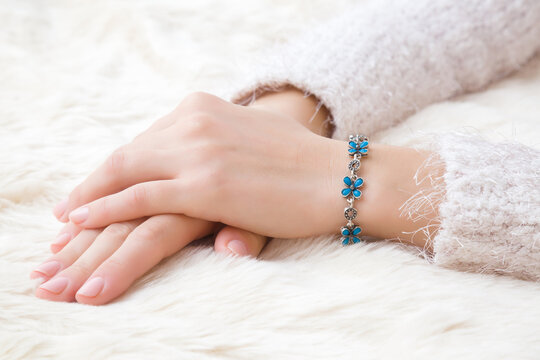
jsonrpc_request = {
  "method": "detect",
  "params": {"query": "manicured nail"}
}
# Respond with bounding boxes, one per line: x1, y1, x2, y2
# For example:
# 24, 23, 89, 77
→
77, 277, 104, 298
227, 240, 248, 256
69, 207, 89, 224
39, 277, 69, 294
53, 198, 68, 219
30, 261, 62, 279
52, 233, 70, 247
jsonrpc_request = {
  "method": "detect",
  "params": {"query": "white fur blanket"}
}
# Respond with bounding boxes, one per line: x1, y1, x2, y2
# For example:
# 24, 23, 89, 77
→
2, 1, 539, 359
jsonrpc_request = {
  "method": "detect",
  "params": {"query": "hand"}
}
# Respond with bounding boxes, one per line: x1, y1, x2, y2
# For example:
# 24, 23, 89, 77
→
31, 216, 268, 304
35, 88, 332, 304
55, 91, 340, 239
35, 88, 334, 304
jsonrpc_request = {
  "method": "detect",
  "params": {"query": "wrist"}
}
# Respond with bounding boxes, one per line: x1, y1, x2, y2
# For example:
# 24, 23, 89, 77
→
323, 139, 440, 250
247, 86, 332, 137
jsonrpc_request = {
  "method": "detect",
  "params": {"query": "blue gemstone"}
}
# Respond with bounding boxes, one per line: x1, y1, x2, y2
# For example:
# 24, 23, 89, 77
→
352, 227, 361, 235
343, 176, 352, 186
348, 141, 357, 148
354, 178, 364, 187
342, 238, 349, 245
352, 237, 361, 244
353, 189, 361, 198
348, 148, 357, 153
360, 141, 368, 148
341, 188, 351, 196
359, 148, 368, 154
341, 228, 350, 236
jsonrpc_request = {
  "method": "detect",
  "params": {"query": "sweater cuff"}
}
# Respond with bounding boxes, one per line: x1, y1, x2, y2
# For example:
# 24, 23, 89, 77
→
410, 132, 540, 281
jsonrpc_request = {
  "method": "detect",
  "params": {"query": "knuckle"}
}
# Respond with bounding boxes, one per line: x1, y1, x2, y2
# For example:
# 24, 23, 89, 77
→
130, 184, 149, 206
98, 196, 111, 219
189, 144, 219, 168
102, 256, 127, 273
133, 223, 164, 245
183, 170, 208, 200
179, 91, 215, 110
182, 112, 217, 137
204, 139, 224, 158
107, 147, 128, 175
68, 261, 93, 277
196, 162, 229, 198
102, 222, 134, 238
197, 135, 232, 161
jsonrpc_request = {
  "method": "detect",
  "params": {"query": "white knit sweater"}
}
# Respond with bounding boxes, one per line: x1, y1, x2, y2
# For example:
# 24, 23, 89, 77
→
230, 0, 540, 281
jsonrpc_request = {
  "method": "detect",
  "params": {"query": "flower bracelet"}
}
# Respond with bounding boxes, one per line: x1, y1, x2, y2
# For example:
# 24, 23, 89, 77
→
340, 134, 368, 246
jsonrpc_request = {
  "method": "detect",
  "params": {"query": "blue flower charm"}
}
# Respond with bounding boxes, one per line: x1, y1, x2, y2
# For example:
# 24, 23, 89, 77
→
341, 176, 364, 198
341, 225, 362, 245
348, 140, 368, 156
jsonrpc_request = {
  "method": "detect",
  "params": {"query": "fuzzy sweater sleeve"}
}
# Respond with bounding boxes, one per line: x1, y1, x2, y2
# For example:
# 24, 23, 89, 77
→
423, 133, 540, 281
231, 0, 540, 141
228, 0, 540, 281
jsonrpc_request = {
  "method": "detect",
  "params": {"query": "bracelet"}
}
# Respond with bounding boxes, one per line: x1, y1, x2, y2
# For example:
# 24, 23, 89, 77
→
340, 134, 368, 246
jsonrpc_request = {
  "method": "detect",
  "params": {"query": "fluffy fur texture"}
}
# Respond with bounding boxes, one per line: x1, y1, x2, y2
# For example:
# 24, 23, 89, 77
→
231, 0, 540, 281
2, 0, 540, 359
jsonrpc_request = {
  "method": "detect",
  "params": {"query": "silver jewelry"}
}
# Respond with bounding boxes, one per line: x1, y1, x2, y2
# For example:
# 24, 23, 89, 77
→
339, 134, 368, 245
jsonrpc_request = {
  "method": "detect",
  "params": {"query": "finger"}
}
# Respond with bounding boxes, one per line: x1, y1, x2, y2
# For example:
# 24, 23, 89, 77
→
52, 198, 69, 220
35, 220, 142, 302
75, 214, 215, 305
214, 226, 269, 258
68, 180, 193, 228
50, 222, 84, 254
30, 227, 103, 281
56, 149, 175, 223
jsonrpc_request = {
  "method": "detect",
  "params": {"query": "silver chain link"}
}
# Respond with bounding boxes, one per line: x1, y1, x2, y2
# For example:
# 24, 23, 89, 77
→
340, 134, 368, 245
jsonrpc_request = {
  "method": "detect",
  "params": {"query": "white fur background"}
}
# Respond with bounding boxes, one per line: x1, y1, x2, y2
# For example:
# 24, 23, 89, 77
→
1, 1, 540, 359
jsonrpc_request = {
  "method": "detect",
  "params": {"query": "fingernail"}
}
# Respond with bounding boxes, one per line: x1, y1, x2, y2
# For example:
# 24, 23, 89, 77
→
227, 240, 248, 256
39, 277, 69, 294
69, 207, 89, 224
30, 261, 62, 279
52, 233, 70, 247
53, 198, 68, 219
77, 277, 104, 298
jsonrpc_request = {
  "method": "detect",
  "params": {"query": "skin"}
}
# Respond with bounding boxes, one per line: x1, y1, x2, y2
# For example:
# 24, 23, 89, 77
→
30, 88, 331, 304
31, 87, 443, 305
56, 94, 339, 237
